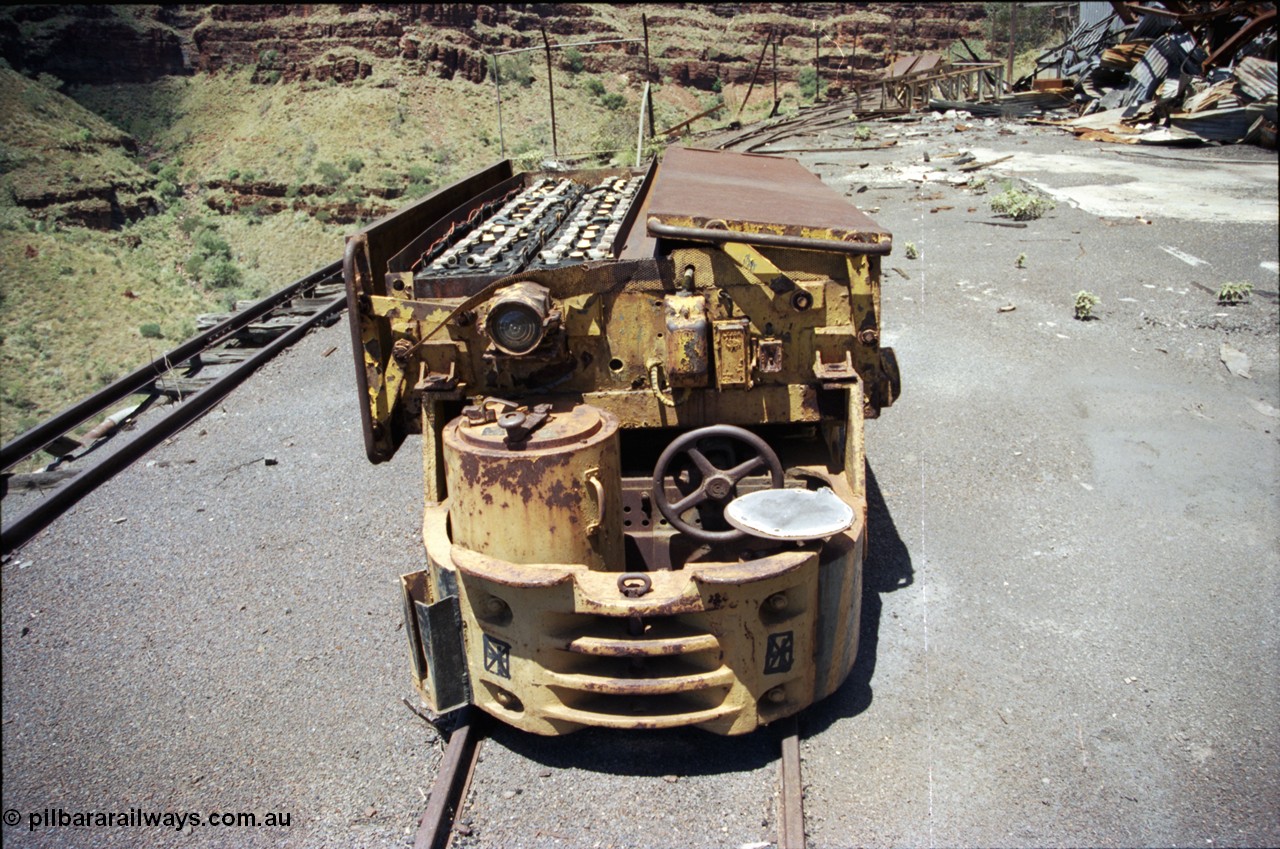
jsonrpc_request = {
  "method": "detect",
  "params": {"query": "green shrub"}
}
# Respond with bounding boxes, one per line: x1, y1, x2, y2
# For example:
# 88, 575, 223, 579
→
183, 223, 241, 287
194, 229, 232, 259
990, 186, 1054, 221
139, 322, 163, 338
201, 256, 241, 289
600, 92, 627, 111
494, 53, 535, 88
584, 77, 606, 98
345, 156, 365, 174
561, 48, 585, 74
798, 67, 818, 100
316, 161, 346, 186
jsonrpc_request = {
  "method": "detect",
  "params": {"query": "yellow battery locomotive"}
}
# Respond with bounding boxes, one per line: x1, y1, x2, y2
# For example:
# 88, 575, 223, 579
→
344, 146, 898, 735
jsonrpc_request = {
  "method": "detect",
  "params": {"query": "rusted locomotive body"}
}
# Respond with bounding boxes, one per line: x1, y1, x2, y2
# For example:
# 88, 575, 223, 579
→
344, 146, 897, 735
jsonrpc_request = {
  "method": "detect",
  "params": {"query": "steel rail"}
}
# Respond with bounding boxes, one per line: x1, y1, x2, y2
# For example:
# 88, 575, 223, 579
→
0, 291, 346, 555
413, 708, 487, 849
0, 259, 342, 471
779, 716, 806, 849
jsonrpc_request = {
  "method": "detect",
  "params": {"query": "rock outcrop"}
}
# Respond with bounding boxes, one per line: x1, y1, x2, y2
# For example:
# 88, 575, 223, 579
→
2, 4, 990, 89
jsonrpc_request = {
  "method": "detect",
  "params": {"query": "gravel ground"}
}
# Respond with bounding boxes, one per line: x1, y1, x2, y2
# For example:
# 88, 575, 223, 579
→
2, 325, 437, 848
795, 118, 1279, 848
2, 117, 1277, 849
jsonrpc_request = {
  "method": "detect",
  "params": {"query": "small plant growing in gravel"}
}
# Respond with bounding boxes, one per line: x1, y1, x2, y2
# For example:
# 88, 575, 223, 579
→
990, 185, 1054, 221
1015, 252, 1027, 269
853, 124, 872, 141
1216, 281, 1253, 305
1074, 290, 1099, 320
904, 242, 919, 260
139, 322, 162, 339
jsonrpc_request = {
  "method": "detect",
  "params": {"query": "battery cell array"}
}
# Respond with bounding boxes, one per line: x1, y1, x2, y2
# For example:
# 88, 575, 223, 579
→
427, 179, 584, 278
531, 175, 645, 269
420, 174, 644, 279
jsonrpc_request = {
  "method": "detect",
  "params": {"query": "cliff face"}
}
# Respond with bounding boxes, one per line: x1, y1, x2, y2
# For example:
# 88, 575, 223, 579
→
2, 4, 989, 89
0, 4, 989, 229
0, 6, 190, 85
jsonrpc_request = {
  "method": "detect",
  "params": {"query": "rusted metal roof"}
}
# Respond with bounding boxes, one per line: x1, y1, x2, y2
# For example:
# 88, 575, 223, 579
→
884, 52, 945, 79
644, 146, 891, 254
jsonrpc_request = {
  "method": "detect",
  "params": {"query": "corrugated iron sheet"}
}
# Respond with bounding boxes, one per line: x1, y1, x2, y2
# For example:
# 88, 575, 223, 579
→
1171, 101, 1269, 141
1234, 56, 1278, 101
1121, 33, 1198, 107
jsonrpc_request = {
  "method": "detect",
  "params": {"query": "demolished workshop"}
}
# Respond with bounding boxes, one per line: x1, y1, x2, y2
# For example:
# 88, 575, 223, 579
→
1025, 1, 1276, 146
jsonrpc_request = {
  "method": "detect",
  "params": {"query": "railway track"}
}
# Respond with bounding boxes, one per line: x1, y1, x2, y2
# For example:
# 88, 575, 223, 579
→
412, 710, 809, 849
0, 260, 347, 556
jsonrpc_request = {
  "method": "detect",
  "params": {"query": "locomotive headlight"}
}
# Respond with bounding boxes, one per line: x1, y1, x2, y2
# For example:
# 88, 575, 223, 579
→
489, 304, 543, 353
484, 282, 554, 356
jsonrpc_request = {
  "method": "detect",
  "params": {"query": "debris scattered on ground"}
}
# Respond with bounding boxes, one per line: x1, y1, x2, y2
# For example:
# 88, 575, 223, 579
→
1220, 341, 1253, 377
705, 5, 1275, 154
1030, 3, 1277, 147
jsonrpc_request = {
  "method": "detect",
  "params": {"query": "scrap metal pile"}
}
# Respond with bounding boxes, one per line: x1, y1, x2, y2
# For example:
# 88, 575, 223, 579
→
1030, 1, 1277, 146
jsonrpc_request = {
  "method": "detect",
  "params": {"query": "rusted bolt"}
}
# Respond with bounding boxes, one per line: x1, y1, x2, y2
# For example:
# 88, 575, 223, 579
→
765, 686, 787, 704
765, 592, 789, 613
618, 572, 652, 598
391, 339, 413, 363
857, 328, 880, 345
493, 688, 523, 712
705, 475, 733, 500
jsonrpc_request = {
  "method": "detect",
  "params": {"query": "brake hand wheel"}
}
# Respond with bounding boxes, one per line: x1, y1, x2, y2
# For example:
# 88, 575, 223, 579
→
651, 425, 784, 542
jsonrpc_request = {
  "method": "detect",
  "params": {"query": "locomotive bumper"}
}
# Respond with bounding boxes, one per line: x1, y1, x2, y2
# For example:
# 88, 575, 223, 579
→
401, 500, 865, 736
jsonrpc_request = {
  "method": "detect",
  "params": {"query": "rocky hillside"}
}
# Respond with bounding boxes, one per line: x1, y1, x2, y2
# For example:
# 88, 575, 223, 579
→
0, 4, 992, 443
1, 4, 989, 229
5, 4, 987, 89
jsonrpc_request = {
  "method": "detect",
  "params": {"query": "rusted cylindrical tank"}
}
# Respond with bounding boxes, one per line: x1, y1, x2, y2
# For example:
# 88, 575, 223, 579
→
443, 402, 623, 569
